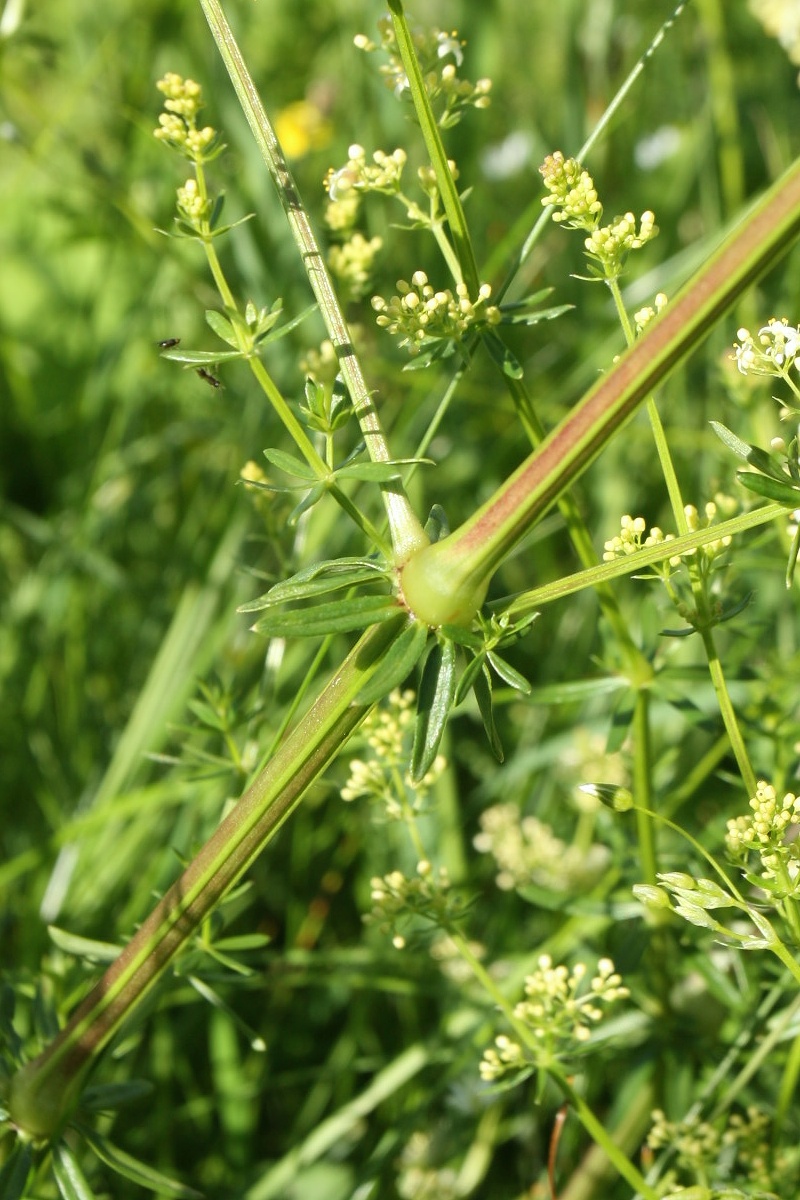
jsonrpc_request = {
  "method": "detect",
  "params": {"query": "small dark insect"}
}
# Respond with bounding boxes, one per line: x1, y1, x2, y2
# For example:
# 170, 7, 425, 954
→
196, 367, 222, 388
157, 338, 181, 349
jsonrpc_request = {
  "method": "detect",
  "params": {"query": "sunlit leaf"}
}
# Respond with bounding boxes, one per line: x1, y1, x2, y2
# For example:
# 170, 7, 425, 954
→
482, 330, 523, 379
258, 301, 317, 345
238, 558, 388, 611
52, 1141, 97, 1200
0, 1142, 33, 1200
737, 470, 800, 506
205, 309, 238, 347
47, 926, 121, 964
251, 596, 400, 638
77, 1126, 203, 1199
486, 649, 532, 694
472, 663, 504, 761
262, 448, 318, 480
160, 347, 242, 364
335, 458, 433, 482
411, 637, 457, 781
357, 619, 429, 704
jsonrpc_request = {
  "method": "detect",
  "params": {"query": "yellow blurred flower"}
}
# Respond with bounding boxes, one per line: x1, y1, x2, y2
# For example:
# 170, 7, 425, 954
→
274, 99, 332, 159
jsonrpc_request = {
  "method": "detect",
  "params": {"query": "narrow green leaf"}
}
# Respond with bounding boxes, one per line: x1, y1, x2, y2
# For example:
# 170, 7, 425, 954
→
52, 1141, 97, 1200
473, 663, 504, 761
711, 420, 793, 482
335, 458, 433, 482
486, 649, 532, 694
356, 619, 429, 704
262, 448, 318, 481
161, 348, 242, 364
607, 687, 636, 754
288, 483, 325, 524
188, 976, 266, 1051
205, 309, 239, 347
499, 302, 573, 326
786, 521, 800, 588
258, 301, 317, 345
48, 926, 121, 964
78, 1127, 203, 1199
742, 444, 791, 483
411, 638, 457, 781
0, 986, 22, 1062
737, 471, 800, 506
440, 623, 484, 651
455, 650, 485, 704
80, 1080, 155, 1113
251, 596, 400, 638
0, 1143, 33, 1200
482, 330, 524, 379
208, 191, 226, 231
237, 566, 383, 614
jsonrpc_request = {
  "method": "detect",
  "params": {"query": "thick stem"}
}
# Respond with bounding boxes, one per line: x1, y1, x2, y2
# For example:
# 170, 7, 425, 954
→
8, 617, 406, 1139
401, 154, 800, 626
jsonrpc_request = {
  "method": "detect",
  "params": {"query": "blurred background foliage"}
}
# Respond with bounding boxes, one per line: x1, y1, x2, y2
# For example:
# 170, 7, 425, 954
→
3, 1, 800, 1196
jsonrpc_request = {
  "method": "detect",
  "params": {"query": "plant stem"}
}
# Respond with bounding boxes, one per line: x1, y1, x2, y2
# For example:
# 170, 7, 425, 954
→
199, 0, 428, 563
386, 0, 480, 297
699, 629, 757, 796
401, 153, 800, 626
8, 616, 407, 1139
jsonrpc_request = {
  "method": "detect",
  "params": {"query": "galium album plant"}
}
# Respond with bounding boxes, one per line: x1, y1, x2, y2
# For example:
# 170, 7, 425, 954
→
5, 0, 800, 1196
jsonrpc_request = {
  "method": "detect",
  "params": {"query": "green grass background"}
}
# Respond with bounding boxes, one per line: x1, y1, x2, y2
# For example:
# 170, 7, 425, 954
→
3, 1, 800, 1196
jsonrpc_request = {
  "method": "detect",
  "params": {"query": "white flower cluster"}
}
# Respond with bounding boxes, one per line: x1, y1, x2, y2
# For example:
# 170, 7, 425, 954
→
176, 177, 210, 224
647, 1102, 781, 1196
341, 689, 445, 814
368, 860, 457, 949
354, 19, 491, 127
154, 73, 219, 162
473, 802, 609, 892
604, 502, 733, 572
726, 779, 800, 882
371, 270, 500, 356
539, 151, 602, 226
749, 0, 800, 75
584, 209, 657, 270
326, 143, 408, 201
634, 292, 668, 335
539, 150, 658, 279
733, 317, 800, 378
327, 232, 383, 302
480, 955, 629, 1081
603, 514, 671, 562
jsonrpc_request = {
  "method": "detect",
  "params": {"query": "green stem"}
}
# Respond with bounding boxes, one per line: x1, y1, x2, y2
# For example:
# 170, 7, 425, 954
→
199, 0, 427, 563
386, 0, 480, 297
698, 628, 757, 796
501, 504, 783, 618
400, 154, 800, 626
632, 690, 657, 886
8, 617, 407, 1139
553, 1071, 659, 1200
505, 373, 653, 687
